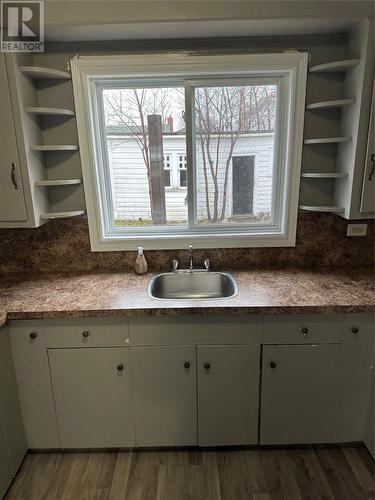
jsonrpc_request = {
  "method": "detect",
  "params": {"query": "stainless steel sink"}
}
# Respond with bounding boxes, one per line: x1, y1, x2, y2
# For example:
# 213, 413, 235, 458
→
148, 271, 238, 300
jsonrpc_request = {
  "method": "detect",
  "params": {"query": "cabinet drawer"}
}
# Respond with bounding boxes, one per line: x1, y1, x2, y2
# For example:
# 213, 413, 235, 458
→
130, 315, 262, 346
44, 318, 129, 348
263, 314, 343, 344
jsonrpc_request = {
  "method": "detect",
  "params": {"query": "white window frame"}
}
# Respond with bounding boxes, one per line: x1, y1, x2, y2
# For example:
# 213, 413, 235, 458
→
71, 52, 307, 251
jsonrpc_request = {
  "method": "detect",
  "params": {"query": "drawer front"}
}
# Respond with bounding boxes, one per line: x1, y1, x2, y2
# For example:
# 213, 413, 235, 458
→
263, 314, 343, 344
44, 318, 129, 348
129, 315, 263, 346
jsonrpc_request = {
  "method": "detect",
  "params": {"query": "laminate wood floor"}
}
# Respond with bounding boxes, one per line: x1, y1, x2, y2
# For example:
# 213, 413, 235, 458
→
5, 445, 374, 500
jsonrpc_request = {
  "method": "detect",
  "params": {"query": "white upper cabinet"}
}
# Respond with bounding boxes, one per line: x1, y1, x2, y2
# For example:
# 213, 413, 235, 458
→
0, 53, 27, 222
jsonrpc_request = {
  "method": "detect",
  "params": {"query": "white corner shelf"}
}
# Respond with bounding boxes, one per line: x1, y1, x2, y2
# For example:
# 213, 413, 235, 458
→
301, 173, 348, 179
20, 66, 71, 80
31, 145, 78, 151
304, 137, 351, 145
25, 106, 75, 117
306, 99, 355, 110
299, 205, 345, 213
40, 210, 85, 220
309, 59, 360, 73
35, 179, 82, 187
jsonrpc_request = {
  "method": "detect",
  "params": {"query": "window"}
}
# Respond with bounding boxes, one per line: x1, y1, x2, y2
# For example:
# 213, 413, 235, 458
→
72, 52, 307, 250
178, 154, 187, 188
163, 154, 172, 188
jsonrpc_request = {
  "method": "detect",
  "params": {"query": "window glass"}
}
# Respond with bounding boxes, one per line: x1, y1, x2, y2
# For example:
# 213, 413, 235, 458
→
103, 86, 187, 226
193, 84, 277, 225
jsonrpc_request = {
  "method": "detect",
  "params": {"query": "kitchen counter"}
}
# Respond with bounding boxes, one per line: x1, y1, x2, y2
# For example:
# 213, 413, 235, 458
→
0, 267, 373, 327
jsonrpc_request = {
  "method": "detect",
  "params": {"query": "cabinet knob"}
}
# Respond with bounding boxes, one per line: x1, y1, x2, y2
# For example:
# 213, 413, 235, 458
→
270, 361, 277, 369
300, 327, 309, 335
117, 364, 124, 372
29, 332, 38, 340
82, 330, 90, 338
184, 362, 190, 369
204, 362, 211, 371
351, 327, 359, 334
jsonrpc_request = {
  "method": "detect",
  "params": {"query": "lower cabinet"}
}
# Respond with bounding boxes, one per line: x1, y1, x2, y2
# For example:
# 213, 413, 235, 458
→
0, 325, 27, 499
48, 347, 134, 448
7, 314, 374, 451
198, 345, 260, 446
261, 344, 339, 444
131, 346, 197, 446
0, 421, 13, 500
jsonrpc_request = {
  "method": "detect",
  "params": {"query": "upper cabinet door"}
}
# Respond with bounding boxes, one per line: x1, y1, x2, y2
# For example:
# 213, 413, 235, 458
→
360, 82, 375, 213
0, 53, 27, 222
197, 344, 260, 446
131, 346, 197, 447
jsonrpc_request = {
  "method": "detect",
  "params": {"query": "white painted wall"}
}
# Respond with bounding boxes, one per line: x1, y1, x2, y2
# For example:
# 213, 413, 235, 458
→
108, 133, 274, 222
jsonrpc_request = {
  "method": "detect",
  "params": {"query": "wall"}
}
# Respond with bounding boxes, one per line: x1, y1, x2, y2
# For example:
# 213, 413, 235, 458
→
0, 213, 373, 273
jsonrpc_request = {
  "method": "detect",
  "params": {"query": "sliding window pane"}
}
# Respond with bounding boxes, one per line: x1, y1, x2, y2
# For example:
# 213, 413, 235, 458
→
193, 84, 278, 225
103, 87, 187, 226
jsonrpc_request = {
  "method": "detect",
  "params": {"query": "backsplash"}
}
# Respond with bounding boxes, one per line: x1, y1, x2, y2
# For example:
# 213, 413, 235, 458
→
0, 213, 373, 274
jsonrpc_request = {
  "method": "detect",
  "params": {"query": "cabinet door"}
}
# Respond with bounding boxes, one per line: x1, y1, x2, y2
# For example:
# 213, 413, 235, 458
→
131, 346, 197, 446
0, 416, 13, 500
0, 53, 27, 222
198, 345, 260, 446
261, 344, 339, 444
10, 322, 59, 449
360, 83, 375, 213
49, 347, 134, 448
0, 327, 26, 474
334, 313, 375, 442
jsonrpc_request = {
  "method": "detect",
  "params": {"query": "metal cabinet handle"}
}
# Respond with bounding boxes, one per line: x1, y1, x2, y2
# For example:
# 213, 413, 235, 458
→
369, 154, 375, 181
117, 364, 124, 372
352, 327, 359, 334
184, 362, 190, 369
11, 163, 19, 190
82, 330, 90, 338
29, 332, 38, 340
270, 361, 277, 369
204, 362, 211, 371
300, 327, 309, 335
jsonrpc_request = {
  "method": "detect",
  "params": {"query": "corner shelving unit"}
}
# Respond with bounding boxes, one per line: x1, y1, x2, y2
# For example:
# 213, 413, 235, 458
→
15, 57, 85, 223
299, 31, 370, 217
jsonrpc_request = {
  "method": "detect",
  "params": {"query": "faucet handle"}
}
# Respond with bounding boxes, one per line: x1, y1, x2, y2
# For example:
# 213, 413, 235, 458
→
204, 258, 210, 271
172, 259, 179, 271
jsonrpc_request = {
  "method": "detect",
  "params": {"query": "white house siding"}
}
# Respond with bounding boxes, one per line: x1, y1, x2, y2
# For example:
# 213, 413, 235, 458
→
107, 133, 274, 222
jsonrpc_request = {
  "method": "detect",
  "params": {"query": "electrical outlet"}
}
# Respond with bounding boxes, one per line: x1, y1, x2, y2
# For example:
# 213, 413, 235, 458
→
347, 224, 368, 237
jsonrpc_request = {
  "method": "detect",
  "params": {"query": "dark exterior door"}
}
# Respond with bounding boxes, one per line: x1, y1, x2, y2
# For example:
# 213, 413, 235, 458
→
232, 156, 254, 215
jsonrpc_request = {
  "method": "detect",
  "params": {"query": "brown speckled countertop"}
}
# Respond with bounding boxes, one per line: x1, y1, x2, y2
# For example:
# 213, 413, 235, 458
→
0, 268, 373, 327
